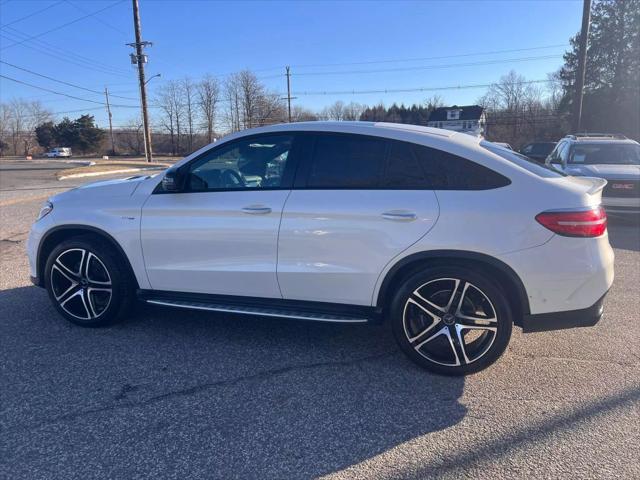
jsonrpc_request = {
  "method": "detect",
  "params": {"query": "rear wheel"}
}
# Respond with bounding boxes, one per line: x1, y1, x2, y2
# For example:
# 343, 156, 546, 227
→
45, 236, 135, 327
391, 266, 512, 375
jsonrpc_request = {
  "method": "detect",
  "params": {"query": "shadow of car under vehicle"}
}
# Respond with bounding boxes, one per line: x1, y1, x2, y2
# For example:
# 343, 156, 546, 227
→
1, 285, 466, 479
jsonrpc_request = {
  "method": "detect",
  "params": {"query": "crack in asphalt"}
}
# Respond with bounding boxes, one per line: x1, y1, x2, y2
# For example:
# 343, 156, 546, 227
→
6, 350, 399, 433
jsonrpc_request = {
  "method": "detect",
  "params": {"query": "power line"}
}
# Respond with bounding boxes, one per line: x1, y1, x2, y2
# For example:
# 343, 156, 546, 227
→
0, 31, 131, 77
0, 73, 139, 108
2, 24, 131, 75
292, 79, 554, 96
290, 43, 569, 69
64, 0, 128, 36
0, 0, 64, 28
0, 0, 126, 50
293, 54, 563, 76
0, 60, 139, 100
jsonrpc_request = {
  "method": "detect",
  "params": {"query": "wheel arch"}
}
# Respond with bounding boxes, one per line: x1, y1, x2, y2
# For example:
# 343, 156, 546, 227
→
36, 224, 139, 289
376, 250, 530, 325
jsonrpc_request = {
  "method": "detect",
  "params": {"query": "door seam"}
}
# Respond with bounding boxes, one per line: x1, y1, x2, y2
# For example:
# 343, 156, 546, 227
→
275, 189, 294, 299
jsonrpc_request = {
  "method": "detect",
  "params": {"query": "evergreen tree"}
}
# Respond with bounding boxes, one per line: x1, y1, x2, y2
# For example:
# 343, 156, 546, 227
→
35, 121, 56, 150
559, 0, 640, 138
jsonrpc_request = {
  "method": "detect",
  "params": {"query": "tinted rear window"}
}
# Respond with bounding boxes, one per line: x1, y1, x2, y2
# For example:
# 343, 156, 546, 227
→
414, 144, 511, 189
482, 142, 565, 178
308, 134, 386, 188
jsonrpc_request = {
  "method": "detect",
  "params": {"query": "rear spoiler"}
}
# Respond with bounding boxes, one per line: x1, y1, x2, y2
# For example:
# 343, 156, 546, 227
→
582, 177, 607, 195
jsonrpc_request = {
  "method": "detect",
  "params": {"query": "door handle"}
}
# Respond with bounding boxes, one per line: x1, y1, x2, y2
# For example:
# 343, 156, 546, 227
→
241, 205, 272, 215
382, 210, 417, 221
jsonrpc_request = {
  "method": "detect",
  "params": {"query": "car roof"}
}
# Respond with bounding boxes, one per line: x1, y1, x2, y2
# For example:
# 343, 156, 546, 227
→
236, 121, 459, 138
565, 138, 639, 145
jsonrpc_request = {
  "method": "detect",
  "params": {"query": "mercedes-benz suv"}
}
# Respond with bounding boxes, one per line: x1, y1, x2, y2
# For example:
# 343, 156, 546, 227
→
27, 122, 614, 375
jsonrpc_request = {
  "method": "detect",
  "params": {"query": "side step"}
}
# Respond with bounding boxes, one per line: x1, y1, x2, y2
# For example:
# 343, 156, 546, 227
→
145, 298, 371, 324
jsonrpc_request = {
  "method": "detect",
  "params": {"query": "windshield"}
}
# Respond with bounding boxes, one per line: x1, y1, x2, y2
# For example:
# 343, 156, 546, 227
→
481, 142, 566, 178
569, 143, 640, 165
528, 143, 555, 155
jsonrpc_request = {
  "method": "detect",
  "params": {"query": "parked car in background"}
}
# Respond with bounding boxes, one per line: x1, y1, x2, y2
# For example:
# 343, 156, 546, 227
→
46, 147, 72, 158
493, 142, 513, 150
545, 134, 640, 215
28, 122, 614, 376
519, 142, 556, 163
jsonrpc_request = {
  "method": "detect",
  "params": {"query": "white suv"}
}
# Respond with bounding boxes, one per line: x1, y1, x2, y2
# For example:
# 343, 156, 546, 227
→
27, 122, 614, 375
545, 134, 640, 215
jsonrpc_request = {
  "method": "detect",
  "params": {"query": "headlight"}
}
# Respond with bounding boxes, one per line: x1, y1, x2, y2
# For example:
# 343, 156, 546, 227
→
37, 201, 53, 221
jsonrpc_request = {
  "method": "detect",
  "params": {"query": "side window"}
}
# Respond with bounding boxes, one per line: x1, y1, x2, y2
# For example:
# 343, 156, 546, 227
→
187, 135, 293, 192
307, 134, 387, 188
413, 144, 511, 190
382, 141, 427, 188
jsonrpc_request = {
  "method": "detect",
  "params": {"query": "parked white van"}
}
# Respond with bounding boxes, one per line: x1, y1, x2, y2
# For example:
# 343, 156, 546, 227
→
46, 147, 72, 158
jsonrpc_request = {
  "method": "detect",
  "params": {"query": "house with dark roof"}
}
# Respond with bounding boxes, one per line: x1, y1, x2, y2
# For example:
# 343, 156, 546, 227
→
427, 105, 486, 137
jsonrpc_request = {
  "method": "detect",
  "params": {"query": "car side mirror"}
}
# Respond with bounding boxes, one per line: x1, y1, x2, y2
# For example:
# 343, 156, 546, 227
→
161, 168, 184, 192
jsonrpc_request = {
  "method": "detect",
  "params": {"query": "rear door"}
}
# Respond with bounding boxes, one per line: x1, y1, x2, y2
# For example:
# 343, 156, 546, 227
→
277, 133, 439, 305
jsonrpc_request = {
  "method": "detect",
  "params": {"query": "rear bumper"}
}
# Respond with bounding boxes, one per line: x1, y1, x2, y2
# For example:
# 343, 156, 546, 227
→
520, 291, 608, 332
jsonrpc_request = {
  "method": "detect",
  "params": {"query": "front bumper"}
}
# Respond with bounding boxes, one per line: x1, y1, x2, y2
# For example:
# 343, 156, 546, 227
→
520, 291, 608, 332
602, 196, 640, 215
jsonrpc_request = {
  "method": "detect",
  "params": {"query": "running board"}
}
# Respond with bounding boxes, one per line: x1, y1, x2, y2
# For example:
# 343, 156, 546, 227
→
145, 298, 370, 324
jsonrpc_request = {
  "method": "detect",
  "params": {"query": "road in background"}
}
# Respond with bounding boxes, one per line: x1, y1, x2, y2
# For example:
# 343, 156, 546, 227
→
1, 162, 639, 479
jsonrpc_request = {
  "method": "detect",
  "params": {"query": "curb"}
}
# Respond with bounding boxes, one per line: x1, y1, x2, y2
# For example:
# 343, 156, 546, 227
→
58, 167, 164, 180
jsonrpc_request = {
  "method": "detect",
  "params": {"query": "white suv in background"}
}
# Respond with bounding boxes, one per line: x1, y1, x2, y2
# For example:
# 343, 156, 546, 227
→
545, 134, 640, 215
46, 147, 72, 158
27, 122, 614, 375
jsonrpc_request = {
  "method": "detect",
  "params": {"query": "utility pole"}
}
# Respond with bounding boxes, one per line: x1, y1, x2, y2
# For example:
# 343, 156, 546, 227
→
129, 0, 153, 162
286, 66, 292, 122
104, 87, 116, 154
573, 0, 592, 133
281, 66, 297, 123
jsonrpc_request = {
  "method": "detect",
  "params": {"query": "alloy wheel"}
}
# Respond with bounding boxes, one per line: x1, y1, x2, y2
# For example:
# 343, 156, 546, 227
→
50, 248, 112, 320
402, 278, 498, 367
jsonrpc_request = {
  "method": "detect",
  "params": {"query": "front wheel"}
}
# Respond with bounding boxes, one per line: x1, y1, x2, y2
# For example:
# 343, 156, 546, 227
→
391, 266, 513, 375
44, 236, 135, 327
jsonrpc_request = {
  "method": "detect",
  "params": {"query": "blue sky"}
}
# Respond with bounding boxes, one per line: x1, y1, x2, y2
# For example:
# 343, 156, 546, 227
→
0, 0, 583, 129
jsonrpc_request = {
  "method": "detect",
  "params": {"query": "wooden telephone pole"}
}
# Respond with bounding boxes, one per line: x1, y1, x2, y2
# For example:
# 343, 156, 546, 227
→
104, 87, 116, 154
573, 0, 592, 133
130, 0, 153, 162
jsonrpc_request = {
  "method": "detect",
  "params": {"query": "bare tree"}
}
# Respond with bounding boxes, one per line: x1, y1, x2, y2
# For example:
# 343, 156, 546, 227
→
0, 103, 11, 156
320, 101, 346, 121
342, 102, 365, 121
156, 81, 185, 155
182, 77, 197, 153
290, 106, 318, 122
5, 99, 51, 156
197, 74, 219, 143
479, 70, 565, 146
223, 71, 286, 131
117, 118, 144, 155
223, 73, 241, 133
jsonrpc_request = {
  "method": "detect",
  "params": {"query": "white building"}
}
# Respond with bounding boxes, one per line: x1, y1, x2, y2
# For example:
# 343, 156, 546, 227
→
427, 105, 486, 137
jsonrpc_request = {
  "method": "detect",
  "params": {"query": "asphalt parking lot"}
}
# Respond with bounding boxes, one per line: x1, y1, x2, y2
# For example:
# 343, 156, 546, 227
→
1, 159, 639, 479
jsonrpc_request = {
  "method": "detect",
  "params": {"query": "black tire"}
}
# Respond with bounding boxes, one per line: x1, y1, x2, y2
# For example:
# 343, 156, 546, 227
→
390, 266, 513, 376
44, 235, 135, 327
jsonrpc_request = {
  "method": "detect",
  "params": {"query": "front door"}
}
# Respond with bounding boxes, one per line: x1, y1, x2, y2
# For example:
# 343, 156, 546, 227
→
141, 133, 297, 298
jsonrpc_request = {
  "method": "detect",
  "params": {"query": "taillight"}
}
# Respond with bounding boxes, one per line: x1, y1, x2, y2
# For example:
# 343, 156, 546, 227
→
535, 206, 607, 238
